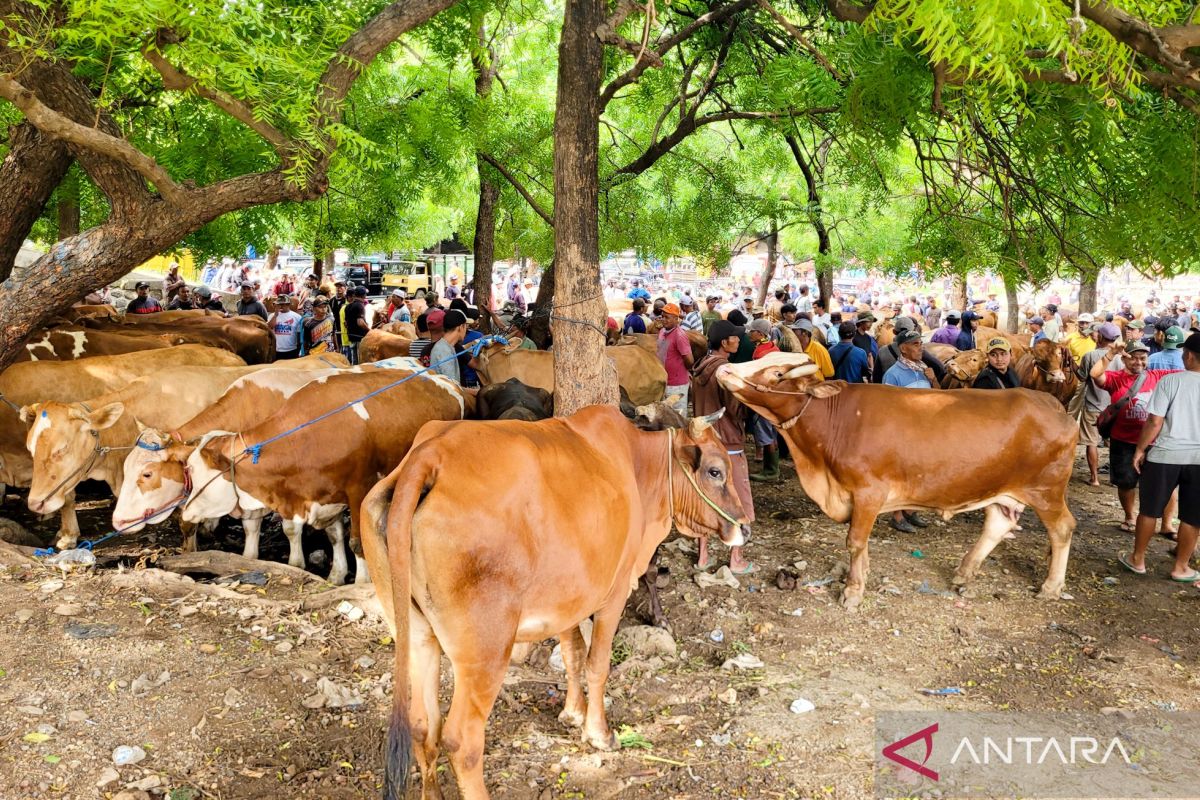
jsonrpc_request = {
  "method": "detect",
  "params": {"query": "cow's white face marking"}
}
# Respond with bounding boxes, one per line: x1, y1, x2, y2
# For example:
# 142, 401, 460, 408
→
351, 402, 370, 420
65, 330, 87, 359
28, 412, 51, 453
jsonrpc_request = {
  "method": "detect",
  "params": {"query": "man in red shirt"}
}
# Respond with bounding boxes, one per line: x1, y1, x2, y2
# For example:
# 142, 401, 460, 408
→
657, 302, 694, 416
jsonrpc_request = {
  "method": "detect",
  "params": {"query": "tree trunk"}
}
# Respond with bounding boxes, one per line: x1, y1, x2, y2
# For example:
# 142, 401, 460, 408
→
1004, 271, 1020, 333
756, 220, 778, 307
816, 262, 833, 306
470, 19, 498, 331
784, 134, 833, 303
529, 261, 556, 348
0, 122, 72, 280
549, 0, 614, 416
951, 272, 968, 314
56, 168, 81, 239
266, 245, 280, 272
1078, 268, 1098, 314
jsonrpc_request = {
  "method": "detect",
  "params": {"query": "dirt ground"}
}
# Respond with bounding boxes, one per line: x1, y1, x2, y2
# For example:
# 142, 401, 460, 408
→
1, 448, 1197, 800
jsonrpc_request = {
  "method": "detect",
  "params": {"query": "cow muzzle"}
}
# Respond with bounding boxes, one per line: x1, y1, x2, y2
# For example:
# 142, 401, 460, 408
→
1048, 369, 1066, 383
720, 523, 748, 547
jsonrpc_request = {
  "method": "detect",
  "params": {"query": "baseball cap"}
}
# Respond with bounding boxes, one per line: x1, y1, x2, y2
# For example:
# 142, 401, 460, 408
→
727, 309, 748, 326
945, 310, 961, 321
661, 303, 682, 317
706, 295, 720, 303
1127, 319, 1146, 330
1095, 322, 1120, 341
791, 318, 815, 333
1163, 326, 1185, 349
391, 289, 405, 297
1027, 316, 1044, 326
195, 286, 212, 298
426, 309, 445, 330
894, 329, 922, 345
450, 274, 459, 281
306, 273, 319, 282
1125, 339, 1150, 354
276, 294, 291, 304
1183, 332, 1200, 354
856, 312, 876, 325
680, 295, 695, 307
1077, 313, 1094, 324
748, 318, 772, 336
1144, 315, 1160, 327
985, 336, 1011, 353
313, 297, 328, 307
892, 316, 916, 332
135, 281, 150, 289
837, 321, 857, 339
334, 277, 347, 286
960, 310, 980, 323
707, 319, 743, 349
442, 309, 467, 330
240, 282, 254, 290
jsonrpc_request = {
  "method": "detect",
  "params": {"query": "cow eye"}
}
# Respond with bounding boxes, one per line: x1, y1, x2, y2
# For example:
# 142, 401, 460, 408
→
707, 467, 723, 479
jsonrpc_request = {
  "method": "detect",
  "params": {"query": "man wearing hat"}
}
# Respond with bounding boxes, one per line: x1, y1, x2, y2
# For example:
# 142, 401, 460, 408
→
444, 273, 461, 301
657, 302, 694, 416
691, 319, 754, 574
127, 281, 163, 315
679, 295, 703, 332
828, 321, 869, 383
237, 282, 268, 320
194, 285, 226, 313
1129, 331, 1200, 582
851, 312, 878, 374
1027, 315, 1046, 343
1065, 313, 1097, 360
302, 296, 335, 354
930, 310, 960, 345
1143, 316, 1173, 355
972, 337, 1020, 390
268, 295, 303, 360
882, 328, 939, 533
873, 317, 945, 385
701, 295, 722, 335
329, 278, 349, 340
984, 292, 1001, 313
1123, 317, 1145, 343
955, 310, 981, 351
1077, 322, 1123, 485
1149, 326, 1187, 371
790, 317, 833, 378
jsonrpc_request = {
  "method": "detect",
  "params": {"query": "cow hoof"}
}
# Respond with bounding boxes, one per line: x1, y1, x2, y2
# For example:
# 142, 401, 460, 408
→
55, 537, 79, 551
558, 708, 585, 729
584, 729, 620, 752
1036, 586, 1063, 601
839, 591, 863, 612
951, 572, 970, 587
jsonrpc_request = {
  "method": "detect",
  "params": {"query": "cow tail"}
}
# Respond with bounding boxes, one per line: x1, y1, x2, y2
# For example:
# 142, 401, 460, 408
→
369, 452, 435, 800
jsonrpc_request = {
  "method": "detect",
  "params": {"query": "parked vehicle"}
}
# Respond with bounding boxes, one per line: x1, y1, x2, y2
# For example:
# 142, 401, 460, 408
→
381, 259, 434, 298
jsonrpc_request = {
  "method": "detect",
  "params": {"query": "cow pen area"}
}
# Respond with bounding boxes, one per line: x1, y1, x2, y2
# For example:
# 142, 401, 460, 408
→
1, 453, 1195, 800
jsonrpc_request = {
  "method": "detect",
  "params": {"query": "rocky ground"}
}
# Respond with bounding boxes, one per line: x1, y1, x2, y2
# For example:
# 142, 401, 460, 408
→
0, 451, 1197, 800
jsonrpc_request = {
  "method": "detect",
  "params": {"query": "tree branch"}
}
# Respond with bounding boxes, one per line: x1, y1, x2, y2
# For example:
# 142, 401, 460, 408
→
479, 152, 554, 226
757, 0, 844, 81
142, 31, 291, 155
0, 73, 185, 203
824, 0, 875, 24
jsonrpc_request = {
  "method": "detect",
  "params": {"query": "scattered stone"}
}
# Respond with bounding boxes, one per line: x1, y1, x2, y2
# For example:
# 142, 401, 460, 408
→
614, 626, 677, 661
112, 745, 146, 766
96, 767, 120, 788
274, 641, 294, 654
721, 653, 765, 671
113, 791, 151, 800
14, 608, 34, 623
16, 706, 44, 716
198, 643, 218, 654
790, 697, 816, 714
40, 580, 64, 594
353, 655, 376, 670
217, 570, 269, 586
710, 733, 732, 746
52, 603, 83, 616
303, 677, 364, 710
65, 622, 119, 639
127, 775, 161, 791
66, 710, 88, 723
178, 605, 199, 617
718, 688, 738, 705
336, 601, 365, 622
224, 688, 242, 708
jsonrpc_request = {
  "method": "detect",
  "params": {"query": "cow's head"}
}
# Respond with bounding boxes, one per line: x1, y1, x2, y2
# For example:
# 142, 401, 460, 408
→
715, 352, 843, 427
181, 433, 265, 522
946, 348, 987, 381
670, 411, 750, 547
20, 401, 123, 514
112, 429, 192, 532
1030, 339, 1067, 382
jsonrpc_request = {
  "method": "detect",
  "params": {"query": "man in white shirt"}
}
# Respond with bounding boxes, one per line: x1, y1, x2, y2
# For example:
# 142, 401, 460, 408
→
795, 285, 814, 313
679, 295, 703, 332
268, 295, 303, 359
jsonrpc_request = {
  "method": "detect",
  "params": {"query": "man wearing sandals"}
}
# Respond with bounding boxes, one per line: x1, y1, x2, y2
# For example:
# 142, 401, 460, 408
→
1122, 333, 1200, 582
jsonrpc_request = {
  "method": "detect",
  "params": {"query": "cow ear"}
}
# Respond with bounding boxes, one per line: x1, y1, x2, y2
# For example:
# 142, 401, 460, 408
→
18, 404, 39, 423
807, 381, 844, 399
88, 402, 124, 431
679, 444, 703, 471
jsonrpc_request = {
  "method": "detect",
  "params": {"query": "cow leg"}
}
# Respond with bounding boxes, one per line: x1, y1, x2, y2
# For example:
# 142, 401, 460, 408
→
581, 603, 623, 752
441, 641, 513, 800
1034, 504, 1075, 600
841, 502, 880, 611
348, 501, 371, 584
241, 515, 263, 560
410, 610, 445, 800
639, 560, 667, 629
556, 625, 588, 728
280, 519, 306, 569
322, 518, 349, 586
54, 490, 81, 551
954, 504, 1018, 587
178, 519, 199, 552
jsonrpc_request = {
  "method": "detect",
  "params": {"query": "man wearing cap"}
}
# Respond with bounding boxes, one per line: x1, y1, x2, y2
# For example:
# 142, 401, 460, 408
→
726, 309, 757, 363
127, 281, 163, 314
1127, 332, 1200, 581
984, 292, 1001, 313
329, 279, 349, 340
1148, 326, 1186, 371
339, 286, 370, 364
657, 303, 694, 416
930, 310, 960, 345
791, 318, 834, 379
1092, 338, 1178, 533
1077, 322, 1123, 485
1064, 314, 1097, 360
1143, 317, 1173, 355
691, 319, 754, 574
883, 329, 939, 389
236, 283, 268, 320
701, 296, 722, 335
429, 309, 468, 384
444, 274, 461, 301
302, 297, 335, 354
828, 321, 869, 383
679, 295, 703, 333
296, 273, 320, 316
851, 312, 878, 374
955, 310, 981, 351
874, 317, 945, 384
747, 318, 779, 359
972, 337, 1020, 389
1123, 317, 1144, 344
194, 285, 226, 313
268, 295, 303, 360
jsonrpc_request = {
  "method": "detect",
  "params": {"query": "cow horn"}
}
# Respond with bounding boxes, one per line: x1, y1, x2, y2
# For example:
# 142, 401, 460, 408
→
782, 363, 819, 380
688, 409, 725, 436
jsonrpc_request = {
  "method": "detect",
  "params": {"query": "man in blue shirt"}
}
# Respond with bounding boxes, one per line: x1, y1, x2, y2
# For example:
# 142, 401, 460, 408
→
829, 321, 869, 383
1028, 316, 1047, 343
627, 279, 651, 302
955, 310, 981, 351
883, 329, 938, 388
1148, 326, 1186, 371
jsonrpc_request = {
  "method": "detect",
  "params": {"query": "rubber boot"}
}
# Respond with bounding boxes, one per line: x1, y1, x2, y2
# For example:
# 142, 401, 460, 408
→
751, 445, 780, 482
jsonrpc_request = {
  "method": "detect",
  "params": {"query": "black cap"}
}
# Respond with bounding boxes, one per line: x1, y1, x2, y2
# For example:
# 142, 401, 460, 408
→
313, 297, 328, 306
353, 286, 368, 297
334, 278, 347, 286
1154, 317, 1174, 332
135, 281, 150, 289
443, 309, 467, 330
708, 319, 743, 350
727, 309, 748, 326
1184, 332, 1200, 355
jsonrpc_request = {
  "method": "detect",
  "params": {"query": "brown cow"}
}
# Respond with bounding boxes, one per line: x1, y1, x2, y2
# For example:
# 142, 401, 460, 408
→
941, 349, 987, 389
716, 352, 1077, 611
475, 342, 667, 406
360, 406, 748, 800
15, 326, 170, 362
924, 343, 960, 364
69, 304, 119, 319
359, 329, 412, 362
978, 310, 999, 329
81, 314, 274, 363
175, 368, 468, 583
974, 326, 1028, 362
1013, 339, 1079, 409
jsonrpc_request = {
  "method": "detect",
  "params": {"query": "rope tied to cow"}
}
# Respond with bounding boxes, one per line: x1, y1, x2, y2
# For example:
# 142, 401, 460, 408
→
665, 427, 744, 529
